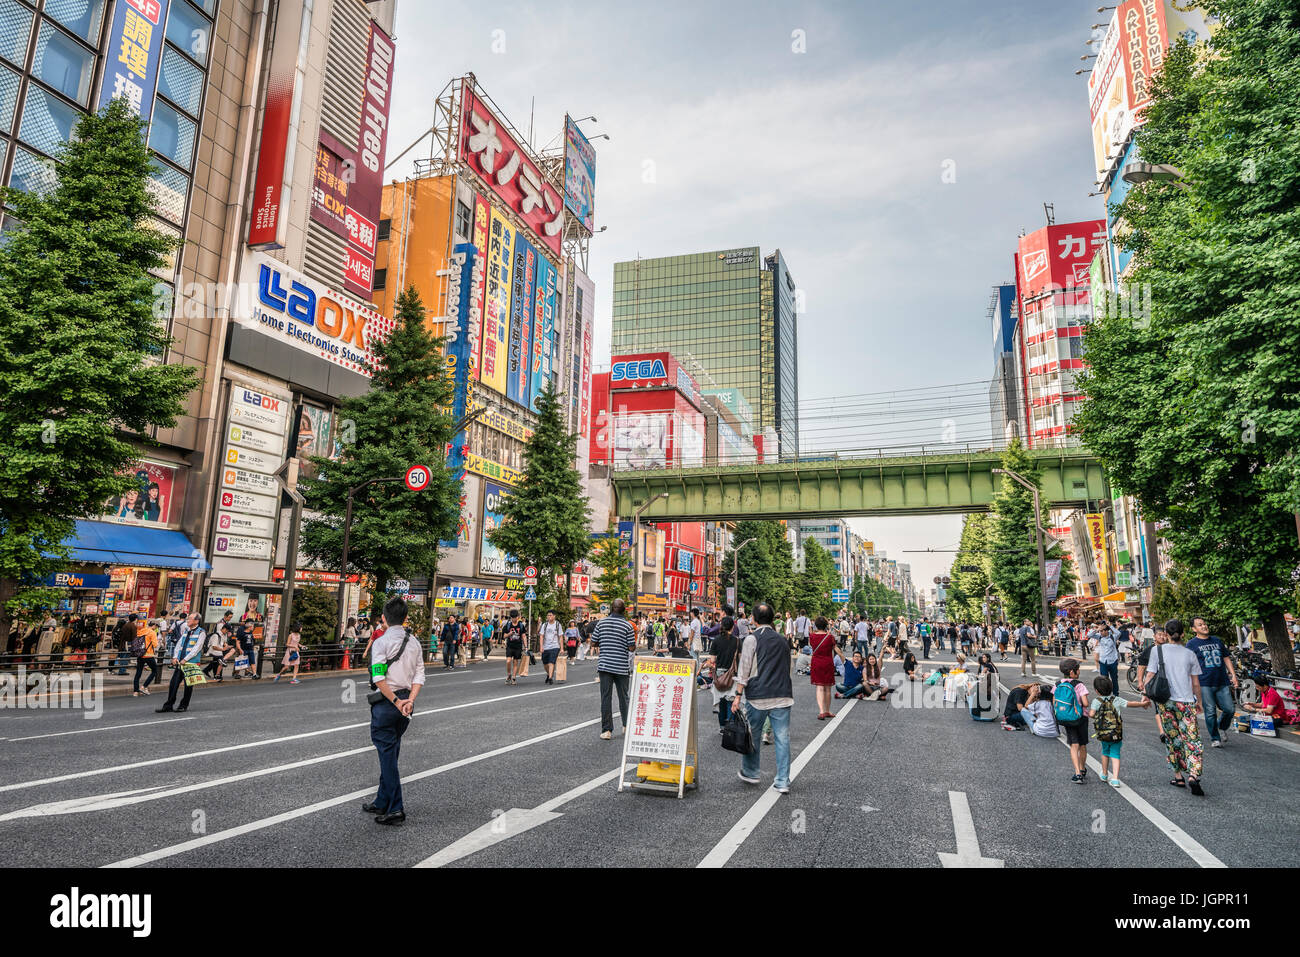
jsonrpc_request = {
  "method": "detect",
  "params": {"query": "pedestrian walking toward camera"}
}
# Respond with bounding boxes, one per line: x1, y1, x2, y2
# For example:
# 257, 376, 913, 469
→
156, 613, 205, 713
540, 610, 563, 684
1186, 616, 1238, 749
1144, 619, 1206, 795
1017, 619, 1038, 676
274, 624, 302, 683
440, 615, 459, 670
503, 609, 526, 684
592, 598, 636, 740
363, 596, 425, 825
734, 602, 794, 794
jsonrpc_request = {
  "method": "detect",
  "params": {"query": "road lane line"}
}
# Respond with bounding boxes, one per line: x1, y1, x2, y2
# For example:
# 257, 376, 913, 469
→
104, 718, 601, 867
937, 791, 1003, 867
414, 765, 630, 868
3, 717, 195, 743
697, 698, 858, 868
996, 680, 1224, 868
0, 681, 588, 794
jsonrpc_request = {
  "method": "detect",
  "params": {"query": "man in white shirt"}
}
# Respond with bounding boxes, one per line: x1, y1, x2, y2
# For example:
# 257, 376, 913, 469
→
853, 616, 872, 659
365, 596, 426, 825
794, 610, 811, 645
689, 608, 704, 661
156, 613, 206, 713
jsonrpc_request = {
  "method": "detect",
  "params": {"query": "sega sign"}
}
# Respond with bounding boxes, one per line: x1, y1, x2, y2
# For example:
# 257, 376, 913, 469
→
611, 358, 667, 383
239, 251, 397, 379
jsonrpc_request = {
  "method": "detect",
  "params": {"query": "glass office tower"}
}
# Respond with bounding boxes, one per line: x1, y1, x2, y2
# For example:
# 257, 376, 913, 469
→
611, 246, 799, 459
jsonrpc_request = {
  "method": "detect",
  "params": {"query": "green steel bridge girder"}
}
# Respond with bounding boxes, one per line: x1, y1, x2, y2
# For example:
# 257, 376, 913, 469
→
612, 449, 1111, 522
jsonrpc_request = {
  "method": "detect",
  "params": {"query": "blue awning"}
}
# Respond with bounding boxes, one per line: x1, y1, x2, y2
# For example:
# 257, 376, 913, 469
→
59, 520, 212, 572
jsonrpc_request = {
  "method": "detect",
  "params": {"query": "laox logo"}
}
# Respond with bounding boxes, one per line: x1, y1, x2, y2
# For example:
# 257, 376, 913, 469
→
258, 264, 369, 349
611, 359, 667, 382
239, 389, 281, 412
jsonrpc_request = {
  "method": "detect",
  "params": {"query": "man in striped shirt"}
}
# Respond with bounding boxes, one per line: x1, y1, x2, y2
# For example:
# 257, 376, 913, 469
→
591, 599, 636, 740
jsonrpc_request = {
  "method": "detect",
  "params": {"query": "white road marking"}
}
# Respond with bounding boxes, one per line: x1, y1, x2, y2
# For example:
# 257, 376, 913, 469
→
697, 698, 857, 868
104, 718, 601, 867
996, 680, 1225, 868
937, 790, 1003, 867
414, 764, 629, 868
2, 717, 195, 743
0, 681, 587, 794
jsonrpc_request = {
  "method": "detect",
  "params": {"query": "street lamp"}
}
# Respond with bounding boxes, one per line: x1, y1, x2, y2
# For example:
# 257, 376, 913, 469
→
1121, 162, 1185, 186
993, 467, 1051, 634
732, 537, 758, 614
630, 492, 667, 618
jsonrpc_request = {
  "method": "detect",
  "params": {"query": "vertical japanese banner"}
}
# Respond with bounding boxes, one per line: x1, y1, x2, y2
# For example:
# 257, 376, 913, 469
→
469, 193, 490, 382
343, 22, 396, 299
441, 242, 478, 548
1085, 512, 1110, 597
529, 254, 552, 410
98, 0, 170, 124
580, 292, 593, 436
482, 207, 514, 395
506, 230, 535, 408
247, 0, 305, 248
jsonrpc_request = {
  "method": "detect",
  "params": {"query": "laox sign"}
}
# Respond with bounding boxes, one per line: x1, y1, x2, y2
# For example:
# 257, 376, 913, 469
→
258, 264, 368, 349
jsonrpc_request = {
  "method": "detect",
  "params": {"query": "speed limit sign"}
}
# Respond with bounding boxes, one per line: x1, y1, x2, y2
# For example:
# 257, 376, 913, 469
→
404, 465, 431, 492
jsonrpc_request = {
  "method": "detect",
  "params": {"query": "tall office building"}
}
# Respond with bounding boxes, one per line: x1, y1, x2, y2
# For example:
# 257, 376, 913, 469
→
987, 283, 1022, 446
611, 246, 800, 459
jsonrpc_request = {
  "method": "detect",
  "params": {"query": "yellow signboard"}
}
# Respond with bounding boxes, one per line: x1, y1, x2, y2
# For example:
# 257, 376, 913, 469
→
465, 450, 523, 487
468, 398, 534, 443
1085, 512, 1110, 597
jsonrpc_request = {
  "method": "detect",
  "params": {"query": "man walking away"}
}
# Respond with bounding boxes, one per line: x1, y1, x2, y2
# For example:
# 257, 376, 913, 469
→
363, 596, 425, 825
1186, 616, 1238, 749
735, 602, 795, 794
592, 598, 636, 740
156, 613, 206, 713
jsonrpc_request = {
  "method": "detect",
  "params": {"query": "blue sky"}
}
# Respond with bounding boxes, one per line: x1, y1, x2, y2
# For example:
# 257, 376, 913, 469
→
386, 0, 1109, 590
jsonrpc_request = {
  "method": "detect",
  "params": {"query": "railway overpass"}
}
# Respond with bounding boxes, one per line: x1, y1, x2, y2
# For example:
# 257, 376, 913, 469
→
610, 448, 1109, 522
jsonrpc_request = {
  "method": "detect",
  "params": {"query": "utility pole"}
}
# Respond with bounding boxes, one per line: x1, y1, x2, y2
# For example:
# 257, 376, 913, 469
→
630, 493, 667, 618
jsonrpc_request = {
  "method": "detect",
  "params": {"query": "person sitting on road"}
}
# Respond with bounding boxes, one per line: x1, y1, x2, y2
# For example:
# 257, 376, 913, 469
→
863, 653, 892, 699
1025, 684, 1059, 738
1002, 682, 1036, 730
1241, 675, 1292, 724
902, 650, 919, 681
835, 652, 869, 699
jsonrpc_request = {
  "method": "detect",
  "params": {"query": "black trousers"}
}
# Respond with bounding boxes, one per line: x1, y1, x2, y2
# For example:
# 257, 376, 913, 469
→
162, 664, 194, 710
599, 670, 630, 733
133, 656, 158, 692
370, 690, 411, 814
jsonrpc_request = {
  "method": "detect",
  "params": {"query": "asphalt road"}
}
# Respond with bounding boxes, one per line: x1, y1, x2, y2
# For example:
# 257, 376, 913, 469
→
1, 645, 1295, 869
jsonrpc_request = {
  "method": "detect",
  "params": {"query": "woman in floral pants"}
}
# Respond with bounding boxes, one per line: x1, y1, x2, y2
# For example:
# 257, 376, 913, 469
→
1156, 701, 1203, 785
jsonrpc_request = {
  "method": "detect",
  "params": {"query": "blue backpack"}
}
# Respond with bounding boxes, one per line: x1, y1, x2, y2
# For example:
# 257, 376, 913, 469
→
1053, 679, 1083, 723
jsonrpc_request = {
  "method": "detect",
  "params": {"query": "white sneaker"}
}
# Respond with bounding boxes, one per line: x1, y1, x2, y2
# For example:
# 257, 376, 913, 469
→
773, 784, 790, 794
1210, 740, 1222, 748
600, 731, 612, 740
737, 771, 760, 785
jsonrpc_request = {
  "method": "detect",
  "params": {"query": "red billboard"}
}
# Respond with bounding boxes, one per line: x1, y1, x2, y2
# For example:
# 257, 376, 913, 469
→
1016, 221, 1107, 300
342, 21, 395, 299
247, 0, 304, 248
458, 83, 564, 259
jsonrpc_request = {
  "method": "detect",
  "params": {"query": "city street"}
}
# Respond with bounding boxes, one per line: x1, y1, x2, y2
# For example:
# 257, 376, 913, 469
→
2, 647, 1294, 870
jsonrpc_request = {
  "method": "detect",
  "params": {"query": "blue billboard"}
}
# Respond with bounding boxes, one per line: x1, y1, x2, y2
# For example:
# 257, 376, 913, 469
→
98, 0, 171, 125
440, 241, 479, 549
530, 253, 557, 412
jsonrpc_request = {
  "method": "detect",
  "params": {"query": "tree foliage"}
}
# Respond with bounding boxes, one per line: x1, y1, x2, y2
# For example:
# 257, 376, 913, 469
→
1072, 4, 1300, 670
590, 531, 632, 604
292, 584, 339, 645
487, 384, 591, 597
793, 538, 839, 617
717, 520, 794, 612
947, 513, 992, 624
300, 287, 461, 597
0, 100, 196, 637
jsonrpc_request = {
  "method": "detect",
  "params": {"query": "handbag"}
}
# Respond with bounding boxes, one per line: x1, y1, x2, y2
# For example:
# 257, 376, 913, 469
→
1145, 645, 1171, 704
367, 634, 410, 706
713, 643, 739, 692
721, 705, 753, 754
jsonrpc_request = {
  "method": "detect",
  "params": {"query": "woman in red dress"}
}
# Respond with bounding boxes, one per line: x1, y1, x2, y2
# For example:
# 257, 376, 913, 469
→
809, 616, 838, 720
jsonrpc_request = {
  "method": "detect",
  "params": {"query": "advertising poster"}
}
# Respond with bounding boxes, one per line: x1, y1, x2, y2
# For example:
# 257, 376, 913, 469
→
1017, 222, 1107, 301
458, 83, 563, 258
296, 405, 337, 464
103, 461, 181, 527
482, 207, 513, 395
614, 413, 668, 470
506, 231, 536, 407
443, 242, 481, 551
98, 0, 171, 125
469, 193, 490, 382
530, 253, 557, 412
308, 132, 351, 237
563, 115, 596, 232
342, 21, 396, 298
479, 480, 521, 577
1086, 512, 1110, 597
133, 570, 161, 616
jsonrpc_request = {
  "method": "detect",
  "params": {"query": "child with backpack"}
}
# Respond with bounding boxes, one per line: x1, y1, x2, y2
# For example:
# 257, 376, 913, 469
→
1054, 658, 1090, 784
1089, 675, 1151, 789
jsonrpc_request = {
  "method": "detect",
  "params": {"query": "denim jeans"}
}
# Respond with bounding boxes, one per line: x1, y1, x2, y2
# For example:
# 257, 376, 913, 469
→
836, 682, 867, 697
1201, 683, 1236, 742
855, 639, 870, 659
1098, 659, 1119, 690
741, 702, 791, 789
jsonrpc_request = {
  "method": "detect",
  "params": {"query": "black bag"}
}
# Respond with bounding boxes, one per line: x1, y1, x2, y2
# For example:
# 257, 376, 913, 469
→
367, 634, 410, 706
721, 705, 754, 755
1145, 644, 1171, 705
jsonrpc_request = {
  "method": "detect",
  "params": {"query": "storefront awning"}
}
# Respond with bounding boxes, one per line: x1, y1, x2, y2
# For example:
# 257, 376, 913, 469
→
58, 520, 211, 572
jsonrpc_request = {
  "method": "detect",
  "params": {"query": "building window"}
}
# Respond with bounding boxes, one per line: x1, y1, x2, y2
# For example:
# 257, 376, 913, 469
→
372, 267, 386, 290
0, 0, 32, 68
454, 199, 471, 238
165, 0, 210, 66
157, 45, 204, 116
9, 145, 57, 194
148, 100, 196, 169
33, 22, 95, 105
43, 0, 106, 44
147, 157, 188, 224
19, 85, 80, 155
0, 61, 19, 133
377, 218, 390, 241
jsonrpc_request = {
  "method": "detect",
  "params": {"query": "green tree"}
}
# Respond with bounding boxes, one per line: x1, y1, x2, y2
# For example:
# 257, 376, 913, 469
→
718, 520, 794, 612
948, 513, 993, 624
487, 384, 591, 600
300, 287, 461, 599
590, 530, 632, 604
793, 539, 839, 617
292, 584, 338, 645
989, 441, 1076, 626
0, 100, 196, 639
1073, 7, 1299, 670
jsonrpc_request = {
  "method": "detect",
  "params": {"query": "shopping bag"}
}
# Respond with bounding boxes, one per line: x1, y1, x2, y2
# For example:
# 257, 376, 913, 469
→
721, 706, 754, 755
555, 650, 568, 682
1249, 715, 1277, 737
181, 662, 207, 687
234, 655, 249, 669
943, 676, 963, 704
